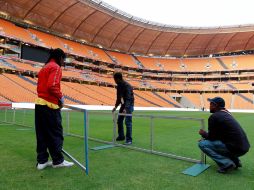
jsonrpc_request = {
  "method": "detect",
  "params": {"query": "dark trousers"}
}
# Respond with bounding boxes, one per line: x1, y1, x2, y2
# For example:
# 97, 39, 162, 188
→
35, 105, 64, 165
117, 106, 134, 142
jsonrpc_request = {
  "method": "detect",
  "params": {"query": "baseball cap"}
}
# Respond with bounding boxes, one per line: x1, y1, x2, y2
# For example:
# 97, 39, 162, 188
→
207, 97, 225, 108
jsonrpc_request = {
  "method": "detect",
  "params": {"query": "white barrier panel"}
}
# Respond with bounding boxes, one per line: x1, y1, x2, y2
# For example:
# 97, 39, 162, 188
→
11, 103, 254, 113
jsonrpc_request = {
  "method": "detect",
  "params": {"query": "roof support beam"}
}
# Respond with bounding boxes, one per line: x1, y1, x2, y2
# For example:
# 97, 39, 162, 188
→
145, 31, 163, 54
91, 17, 114, 43
243, 33, 254, 50
109, 23, 130, 48
204, 34, 218, 55
127, 28, 146, 52
49, 2, 79, 29
183, 34, 198, 55
223, 33, 237, 51
165, 33, 181, 55
23, 0, 42, 19
72, 10, 97, 36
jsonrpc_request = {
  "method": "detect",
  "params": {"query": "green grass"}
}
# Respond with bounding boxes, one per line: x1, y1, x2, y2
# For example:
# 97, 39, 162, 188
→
0, 110, 254, 190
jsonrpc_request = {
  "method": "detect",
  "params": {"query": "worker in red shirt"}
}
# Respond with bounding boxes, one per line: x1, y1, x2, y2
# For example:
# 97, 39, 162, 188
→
35, 48, 74, 170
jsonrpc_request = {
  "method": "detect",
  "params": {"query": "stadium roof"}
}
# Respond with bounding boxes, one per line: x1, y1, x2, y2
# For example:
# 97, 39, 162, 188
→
1, 0, 254, 56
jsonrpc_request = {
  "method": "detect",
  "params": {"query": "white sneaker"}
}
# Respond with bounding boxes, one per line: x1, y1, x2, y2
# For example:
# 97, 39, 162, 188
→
37, 161, 52, 170
52, 160, 74, 168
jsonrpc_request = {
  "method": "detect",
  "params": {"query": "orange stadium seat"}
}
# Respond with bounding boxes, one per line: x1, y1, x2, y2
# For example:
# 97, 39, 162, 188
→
0, 74, 36, 102
0, 19, 36, 45
182, 93, 202, 109
85, 46, 113, 63
219, 55, 254, 70
106, 51, 138, 68
233, 93, 254, 110
1, 19, 254, 109
28, 29, 63, 49
0, 95, 10, 102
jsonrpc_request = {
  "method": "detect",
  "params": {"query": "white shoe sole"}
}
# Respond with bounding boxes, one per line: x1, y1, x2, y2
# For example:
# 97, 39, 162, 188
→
52, 161, 74, 168
37, 161, 52, 170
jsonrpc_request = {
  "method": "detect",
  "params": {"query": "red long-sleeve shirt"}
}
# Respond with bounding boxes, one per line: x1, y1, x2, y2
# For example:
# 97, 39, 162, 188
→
37, 59, 63, 105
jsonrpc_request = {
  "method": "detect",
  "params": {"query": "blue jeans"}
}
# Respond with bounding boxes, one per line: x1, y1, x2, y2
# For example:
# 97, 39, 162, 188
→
117, 106, 134, 142
198, 140, 237, 168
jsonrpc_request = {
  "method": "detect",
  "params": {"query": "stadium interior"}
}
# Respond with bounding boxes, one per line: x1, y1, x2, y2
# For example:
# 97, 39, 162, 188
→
0, 0, 254, 110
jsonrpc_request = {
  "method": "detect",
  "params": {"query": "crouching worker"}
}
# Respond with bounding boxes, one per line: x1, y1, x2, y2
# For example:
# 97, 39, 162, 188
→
198, 97, 250, 174
35, 48, 74, 170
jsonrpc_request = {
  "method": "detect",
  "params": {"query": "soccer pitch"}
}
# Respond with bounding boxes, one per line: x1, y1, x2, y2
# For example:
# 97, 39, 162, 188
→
0, 110, 253, 190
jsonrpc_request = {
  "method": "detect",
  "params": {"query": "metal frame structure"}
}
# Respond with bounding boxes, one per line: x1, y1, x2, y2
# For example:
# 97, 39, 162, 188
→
65, 107, 206, 164
0, 105, 207, 175
90, 111, 206, 164
0, 106, 89, 175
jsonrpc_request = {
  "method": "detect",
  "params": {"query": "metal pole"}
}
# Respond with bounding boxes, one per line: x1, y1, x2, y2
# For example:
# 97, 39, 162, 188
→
4, 108, 7, 122
12, 108, 16, 124
62, 149, 86, 171
150, 116, 154, 152
88, 136, 200, 163
66, 110, 70, 135
113, 112, 117, 144
23, 109, 26, 125
84, 110, 89, 175
200, 119, 206, 164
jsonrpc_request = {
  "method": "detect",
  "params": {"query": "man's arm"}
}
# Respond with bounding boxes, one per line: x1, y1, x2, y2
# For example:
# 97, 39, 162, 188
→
112, 86, 121, 112
199, 115, 218, 140
47, 66, 63, 100
206, 115, 218, 140
124, 84, 133, 109
199, 115, 218, 139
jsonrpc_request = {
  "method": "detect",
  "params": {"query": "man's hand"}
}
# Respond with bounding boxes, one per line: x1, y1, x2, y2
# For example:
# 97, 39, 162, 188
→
122, 109, 126, 114
112, 107, 116, 113
59, 96, 64, 109
199, 129, 206, 136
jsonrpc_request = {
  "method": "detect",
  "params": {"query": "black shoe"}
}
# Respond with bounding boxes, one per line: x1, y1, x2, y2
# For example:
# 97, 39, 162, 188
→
217, 164, 236, 174
231, 158, 242, 169
235, 161, 242, 169
116, 136, 125, 141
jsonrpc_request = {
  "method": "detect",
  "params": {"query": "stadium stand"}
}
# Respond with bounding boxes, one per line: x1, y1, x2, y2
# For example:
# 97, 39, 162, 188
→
233, 93, 254, 109
0, 19, 36, 45
0, 73, 36, 102
28, 29, 63, 49
106, 51, 139, 68
181, 93, 202, 109
219, 55, 254, 70
0, 18, 254, 109
0, 95, 10, 102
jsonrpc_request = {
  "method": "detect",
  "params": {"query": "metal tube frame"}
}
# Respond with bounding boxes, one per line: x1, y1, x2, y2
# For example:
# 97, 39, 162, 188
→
64, 110, 70, 136
61, 105, 89, 175
1, 106, 89, 175
62, 149, 87, 171
2, 105, 206, 173
12, 108, 16, 123
5, 108, 7, 122
84, 110, 206, 164
84, 110, 89, 175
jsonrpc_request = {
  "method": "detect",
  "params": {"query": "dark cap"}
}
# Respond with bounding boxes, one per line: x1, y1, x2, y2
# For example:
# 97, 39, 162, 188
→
208, 97, 225, 108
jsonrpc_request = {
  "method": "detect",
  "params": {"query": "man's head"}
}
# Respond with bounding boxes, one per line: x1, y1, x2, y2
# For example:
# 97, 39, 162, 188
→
208, 97, 225, 113
113, 72, 123, 84
46, 48, 66, 66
